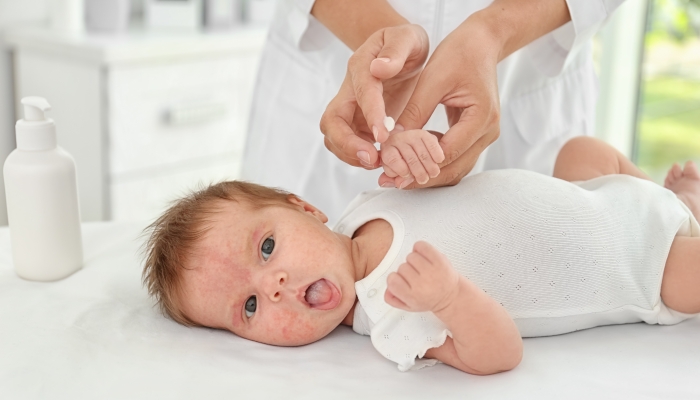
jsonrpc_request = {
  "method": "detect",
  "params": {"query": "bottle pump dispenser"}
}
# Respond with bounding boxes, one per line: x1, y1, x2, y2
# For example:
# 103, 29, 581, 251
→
3, 97, 83, 281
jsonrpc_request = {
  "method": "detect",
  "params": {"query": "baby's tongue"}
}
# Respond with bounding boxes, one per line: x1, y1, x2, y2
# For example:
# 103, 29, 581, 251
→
305, 279, 332, 306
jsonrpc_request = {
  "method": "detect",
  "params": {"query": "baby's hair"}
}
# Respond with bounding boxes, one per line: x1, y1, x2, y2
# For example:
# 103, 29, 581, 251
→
141, 180, 297, 326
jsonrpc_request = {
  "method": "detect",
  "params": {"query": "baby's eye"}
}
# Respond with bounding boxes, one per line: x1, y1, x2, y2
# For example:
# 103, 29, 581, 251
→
245, 296, 257, 318
261, 237, 275, 260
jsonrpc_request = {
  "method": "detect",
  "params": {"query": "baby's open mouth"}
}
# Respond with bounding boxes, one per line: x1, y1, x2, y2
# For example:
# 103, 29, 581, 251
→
303, 279, 340, 310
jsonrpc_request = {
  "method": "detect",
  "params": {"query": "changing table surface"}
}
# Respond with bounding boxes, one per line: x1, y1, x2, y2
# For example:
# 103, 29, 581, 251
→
1, 222, 699, 399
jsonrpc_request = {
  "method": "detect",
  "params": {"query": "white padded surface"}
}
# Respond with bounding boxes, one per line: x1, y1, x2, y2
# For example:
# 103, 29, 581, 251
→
1, 222, 699, 399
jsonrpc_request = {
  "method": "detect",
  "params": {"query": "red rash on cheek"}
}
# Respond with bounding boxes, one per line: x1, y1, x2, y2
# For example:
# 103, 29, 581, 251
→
225, 267, 252, 330
192, 249, 252, 330
229, 300, 245, 329
273, 309, 317, 343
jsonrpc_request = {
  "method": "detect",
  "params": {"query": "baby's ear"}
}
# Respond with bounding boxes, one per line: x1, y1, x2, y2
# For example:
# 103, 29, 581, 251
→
286, 195, 329, 224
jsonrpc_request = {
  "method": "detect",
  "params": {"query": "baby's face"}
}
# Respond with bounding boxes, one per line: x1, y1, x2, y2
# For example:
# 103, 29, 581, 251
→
180, 197, 358, 346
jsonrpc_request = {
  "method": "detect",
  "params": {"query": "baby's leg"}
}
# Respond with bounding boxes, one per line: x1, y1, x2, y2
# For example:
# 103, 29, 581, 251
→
664, 161, 700, 221
660, 163, 700, 314
661, 237, 700, 314
553, 137, 651, 182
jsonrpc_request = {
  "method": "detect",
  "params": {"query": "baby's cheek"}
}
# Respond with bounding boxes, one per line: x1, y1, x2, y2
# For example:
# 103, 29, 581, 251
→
272, 309, 317, 343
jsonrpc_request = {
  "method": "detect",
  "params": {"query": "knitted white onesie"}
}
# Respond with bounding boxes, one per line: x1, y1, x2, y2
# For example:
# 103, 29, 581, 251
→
333, 170, 699, 372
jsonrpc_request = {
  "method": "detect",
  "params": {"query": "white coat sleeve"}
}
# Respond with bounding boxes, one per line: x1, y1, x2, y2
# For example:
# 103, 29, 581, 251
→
284, 0, 335, 51
526, 0, 627, 76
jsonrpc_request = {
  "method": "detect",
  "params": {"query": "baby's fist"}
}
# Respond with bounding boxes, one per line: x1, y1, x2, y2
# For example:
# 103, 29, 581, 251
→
380, 129, 445, 188
384, 241, 460, 313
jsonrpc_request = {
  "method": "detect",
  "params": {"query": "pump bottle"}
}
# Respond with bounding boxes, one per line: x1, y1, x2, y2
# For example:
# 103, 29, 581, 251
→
3, 97, 83, 281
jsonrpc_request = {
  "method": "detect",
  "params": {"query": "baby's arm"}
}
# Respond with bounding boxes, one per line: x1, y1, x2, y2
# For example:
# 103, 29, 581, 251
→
385, 241, 523, 375
380, 129, 445, 188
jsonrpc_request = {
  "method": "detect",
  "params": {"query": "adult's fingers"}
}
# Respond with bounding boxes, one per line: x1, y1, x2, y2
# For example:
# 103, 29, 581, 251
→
323, 136, 378, 169
369, 24, 427, 81
352, 25, 427, 144
320, 85, 380, 168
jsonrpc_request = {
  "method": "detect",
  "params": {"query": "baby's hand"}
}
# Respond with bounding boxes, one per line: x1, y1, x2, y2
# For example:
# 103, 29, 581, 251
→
380, 127, 445, 188
384, 241, 460, 313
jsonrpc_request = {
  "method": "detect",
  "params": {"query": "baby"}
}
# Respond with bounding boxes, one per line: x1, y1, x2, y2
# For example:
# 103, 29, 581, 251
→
142, 134, 700, 375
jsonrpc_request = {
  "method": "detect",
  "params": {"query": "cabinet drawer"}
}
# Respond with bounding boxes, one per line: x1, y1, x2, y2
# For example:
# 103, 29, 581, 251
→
107, 54, 259, 175
110, 155, 242, 221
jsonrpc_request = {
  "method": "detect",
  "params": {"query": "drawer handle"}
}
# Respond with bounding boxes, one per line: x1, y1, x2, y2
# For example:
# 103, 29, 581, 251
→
163, 102, 228, 126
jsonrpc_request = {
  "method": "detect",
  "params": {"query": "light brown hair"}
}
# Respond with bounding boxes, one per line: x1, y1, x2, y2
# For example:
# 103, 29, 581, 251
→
141, 181, 297, 326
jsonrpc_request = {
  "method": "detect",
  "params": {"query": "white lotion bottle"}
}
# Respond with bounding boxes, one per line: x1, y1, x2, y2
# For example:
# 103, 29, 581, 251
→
3, 97, 83, 281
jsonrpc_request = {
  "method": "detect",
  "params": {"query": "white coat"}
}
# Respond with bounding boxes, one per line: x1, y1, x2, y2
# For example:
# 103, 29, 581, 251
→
242, 0, 626, 225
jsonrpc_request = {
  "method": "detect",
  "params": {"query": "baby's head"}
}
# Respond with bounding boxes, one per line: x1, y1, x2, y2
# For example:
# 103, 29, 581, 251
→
142, 181, 358, 346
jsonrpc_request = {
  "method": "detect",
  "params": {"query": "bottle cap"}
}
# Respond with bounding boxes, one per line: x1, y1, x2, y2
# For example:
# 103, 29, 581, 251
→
15, 96, 57, 151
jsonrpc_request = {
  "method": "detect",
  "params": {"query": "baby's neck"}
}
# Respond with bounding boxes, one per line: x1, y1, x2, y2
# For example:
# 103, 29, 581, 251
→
341, 218, 394, 326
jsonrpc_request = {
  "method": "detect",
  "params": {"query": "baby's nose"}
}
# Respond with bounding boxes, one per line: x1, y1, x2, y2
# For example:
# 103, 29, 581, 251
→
263, 271, 288, 302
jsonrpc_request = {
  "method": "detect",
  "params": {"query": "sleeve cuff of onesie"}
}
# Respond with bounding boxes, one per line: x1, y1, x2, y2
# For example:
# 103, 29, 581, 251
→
525, 0, 626, 76
287, 0, 334, 51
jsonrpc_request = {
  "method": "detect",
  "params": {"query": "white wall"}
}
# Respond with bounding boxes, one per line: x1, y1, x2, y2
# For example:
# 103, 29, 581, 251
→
0, 0, 49, 225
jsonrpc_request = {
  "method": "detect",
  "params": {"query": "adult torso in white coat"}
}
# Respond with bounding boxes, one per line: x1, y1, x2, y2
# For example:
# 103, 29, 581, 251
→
243, 0, 624, 225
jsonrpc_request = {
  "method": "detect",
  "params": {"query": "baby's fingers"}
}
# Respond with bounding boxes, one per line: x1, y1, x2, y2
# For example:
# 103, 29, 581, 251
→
395, 142, 432, 185
382, 161, 399, 178
405, 250, 432, 273
413, 241, 447, 266
386, 271, 413, 307
384, 288, 410, 310
381, 145, 414, 182
422, 132, 445, 165
409, 132, 444, 181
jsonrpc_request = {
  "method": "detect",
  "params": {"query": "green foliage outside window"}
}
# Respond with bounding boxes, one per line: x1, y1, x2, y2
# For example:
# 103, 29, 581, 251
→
636, 0, 700, 181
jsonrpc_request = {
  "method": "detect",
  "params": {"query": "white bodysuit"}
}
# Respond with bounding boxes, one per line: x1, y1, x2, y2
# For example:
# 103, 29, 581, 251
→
333, 170, 699, 371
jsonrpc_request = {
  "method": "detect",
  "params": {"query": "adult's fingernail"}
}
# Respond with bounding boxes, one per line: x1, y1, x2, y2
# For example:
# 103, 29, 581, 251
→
399, 178, 414, 189
376, 57, 390, 63
381, 182, 396, 188
357, 151, 370, 164
372, 126, 379, 142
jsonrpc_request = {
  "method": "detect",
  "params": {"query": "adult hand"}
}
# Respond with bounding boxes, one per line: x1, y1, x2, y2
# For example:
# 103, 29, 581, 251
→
320, 24, 429, 170
378, 15, 502, 189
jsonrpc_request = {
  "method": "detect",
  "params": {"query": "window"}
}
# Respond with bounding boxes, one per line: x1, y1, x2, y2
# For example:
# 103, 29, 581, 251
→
636, 0, 700, 181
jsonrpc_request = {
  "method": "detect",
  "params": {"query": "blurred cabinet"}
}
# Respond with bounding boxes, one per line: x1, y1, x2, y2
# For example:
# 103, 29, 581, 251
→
4, 27, 266, 221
